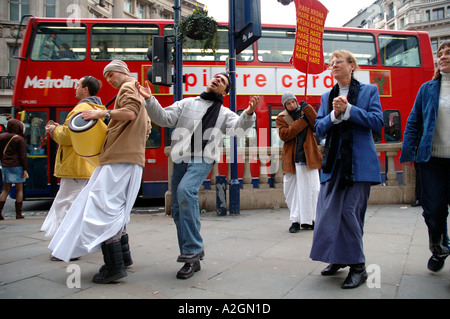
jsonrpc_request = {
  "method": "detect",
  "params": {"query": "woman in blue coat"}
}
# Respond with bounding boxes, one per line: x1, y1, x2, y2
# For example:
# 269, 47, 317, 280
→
400, 40, 450, 273
309, 50, 383, 289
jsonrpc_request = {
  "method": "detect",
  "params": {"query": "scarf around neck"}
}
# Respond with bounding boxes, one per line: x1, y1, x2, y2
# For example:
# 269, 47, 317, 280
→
322, 78, 360, 188
191, 91, 223, 153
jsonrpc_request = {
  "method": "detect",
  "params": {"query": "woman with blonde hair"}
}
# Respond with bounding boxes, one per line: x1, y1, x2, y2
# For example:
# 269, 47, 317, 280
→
310, 50, 383, 289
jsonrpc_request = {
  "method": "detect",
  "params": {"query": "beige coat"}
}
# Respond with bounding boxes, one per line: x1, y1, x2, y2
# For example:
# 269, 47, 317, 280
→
99, 77, 151, 167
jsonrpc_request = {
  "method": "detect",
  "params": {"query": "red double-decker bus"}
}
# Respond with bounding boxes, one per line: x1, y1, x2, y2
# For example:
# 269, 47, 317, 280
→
11, 16, 434, 199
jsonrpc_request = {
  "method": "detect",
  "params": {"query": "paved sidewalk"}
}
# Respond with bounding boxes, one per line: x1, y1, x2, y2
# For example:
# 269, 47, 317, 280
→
0, 204, 449, 299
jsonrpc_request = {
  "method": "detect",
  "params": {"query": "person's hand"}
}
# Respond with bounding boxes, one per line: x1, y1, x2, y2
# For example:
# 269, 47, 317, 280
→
246, 95, 260, 115
332, 96, 348, 116
135, 80, 152, 99
45, 124, 56, 134
80, 106, 104, 120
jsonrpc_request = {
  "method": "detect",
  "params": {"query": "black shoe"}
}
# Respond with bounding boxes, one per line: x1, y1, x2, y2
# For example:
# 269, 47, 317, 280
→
289, 222, 300, 233
301, 222, 314, 230
341, 264, 367, 289
176, 261, 201, 279
93, 242, 127, 284
321, 264, 346, 276
427, 254, 447, 272
177, 250, 205, 263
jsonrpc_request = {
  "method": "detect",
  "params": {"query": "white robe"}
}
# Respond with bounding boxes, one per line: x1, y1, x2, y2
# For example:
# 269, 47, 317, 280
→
41, 178, 89, 238
283, 163, 320, 225
48, 163, 142, 262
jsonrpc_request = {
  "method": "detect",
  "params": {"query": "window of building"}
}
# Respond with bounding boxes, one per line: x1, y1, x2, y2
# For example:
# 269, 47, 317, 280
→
137, 2, 145, 19
425, 10, 430, 22
91, 24, 159, 60
9, 0, 29, 21
379, 34, 421, 67
45, 0, 56, 17
30, 23, 87, 60
432, 7, 444, 20
8, 45, 19, 77
124, 0, 133, 14
431, 38, 438, 52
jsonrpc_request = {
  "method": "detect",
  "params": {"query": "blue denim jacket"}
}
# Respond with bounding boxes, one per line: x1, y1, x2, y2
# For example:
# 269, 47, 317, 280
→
400, 79, 440, 163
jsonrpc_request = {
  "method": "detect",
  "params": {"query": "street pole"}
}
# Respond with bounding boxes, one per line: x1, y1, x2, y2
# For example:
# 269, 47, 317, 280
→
173, 0, 182, 102
228, 0, 240, 215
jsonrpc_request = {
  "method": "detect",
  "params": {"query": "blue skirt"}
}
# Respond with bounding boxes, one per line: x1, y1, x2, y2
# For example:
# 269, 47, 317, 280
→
310, 164, 371, 265
2, 166, 26, 183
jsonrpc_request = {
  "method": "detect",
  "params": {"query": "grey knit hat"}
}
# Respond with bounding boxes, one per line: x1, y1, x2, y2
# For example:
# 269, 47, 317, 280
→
103, 59, 131, 77
282, 92, 297, 107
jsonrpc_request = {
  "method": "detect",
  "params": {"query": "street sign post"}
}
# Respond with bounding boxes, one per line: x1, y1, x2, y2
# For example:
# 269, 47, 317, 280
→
228, 0, 261, 215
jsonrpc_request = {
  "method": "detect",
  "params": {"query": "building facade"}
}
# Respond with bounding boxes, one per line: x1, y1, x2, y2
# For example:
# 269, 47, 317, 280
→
344, 0, 450, 62
0, 0, 203, 112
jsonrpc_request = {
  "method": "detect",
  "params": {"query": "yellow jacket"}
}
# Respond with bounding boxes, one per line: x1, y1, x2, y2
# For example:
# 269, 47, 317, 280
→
51, 102, 106, 179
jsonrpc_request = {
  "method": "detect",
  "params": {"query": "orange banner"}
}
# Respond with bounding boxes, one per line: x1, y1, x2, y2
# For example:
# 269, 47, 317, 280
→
290, 0, 328, 75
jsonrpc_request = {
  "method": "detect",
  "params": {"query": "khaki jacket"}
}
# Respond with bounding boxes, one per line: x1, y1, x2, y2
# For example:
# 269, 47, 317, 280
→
52, 102, 106, 179
276, 105, 322, 174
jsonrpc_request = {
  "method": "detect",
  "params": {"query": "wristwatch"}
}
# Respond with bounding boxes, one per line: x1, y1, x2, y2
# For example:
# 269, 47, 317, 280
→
105, 110, 111, 121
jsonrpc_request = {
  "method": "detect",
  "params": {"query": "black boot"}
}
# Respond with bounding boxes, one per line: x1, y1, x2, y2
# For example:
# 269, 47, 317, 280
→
321, 264, 346, 276
15, 201, 24, 219
92, 242, 127, 284
121, 234, 133, 267
341, 263, 367, 289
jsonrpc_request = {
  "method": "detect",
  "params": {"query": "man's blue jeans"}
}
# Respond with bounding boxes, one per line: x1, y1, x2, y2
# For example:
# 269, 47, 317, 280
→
419, 157, 450, 258
171, 157, 214, 255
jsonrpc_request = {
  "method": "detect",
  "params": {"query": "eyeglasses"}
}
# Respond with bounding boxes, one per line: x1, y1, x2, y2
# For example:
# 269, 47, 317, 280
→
329, 59, 347, 67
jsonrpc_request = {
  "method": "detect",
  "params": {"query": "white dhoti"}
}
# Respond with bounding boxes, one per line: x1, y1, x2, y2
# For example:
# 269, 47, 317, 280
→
41, 178, 89, 238
283, 163, 320, 225
48, 163, 142, 262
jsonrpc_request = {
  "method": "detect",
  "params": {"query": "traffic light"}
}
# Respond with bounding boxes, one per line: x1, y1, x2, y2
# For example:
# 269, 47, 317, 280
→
147, 36, 172, 86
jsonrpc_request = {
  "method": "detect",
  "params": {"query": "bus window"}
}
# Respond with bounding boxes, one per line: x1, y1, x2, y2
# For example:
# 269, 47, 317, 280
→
146, 122, 161, 148
323, 32, 377, 66
30, 23, 86, 60
384, 110, 401, 142
271, 107, 284, 147
164, 25, 253, 62
91, 24, 159, 61
379, 35, 420, 67
258, 28, 296, 63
